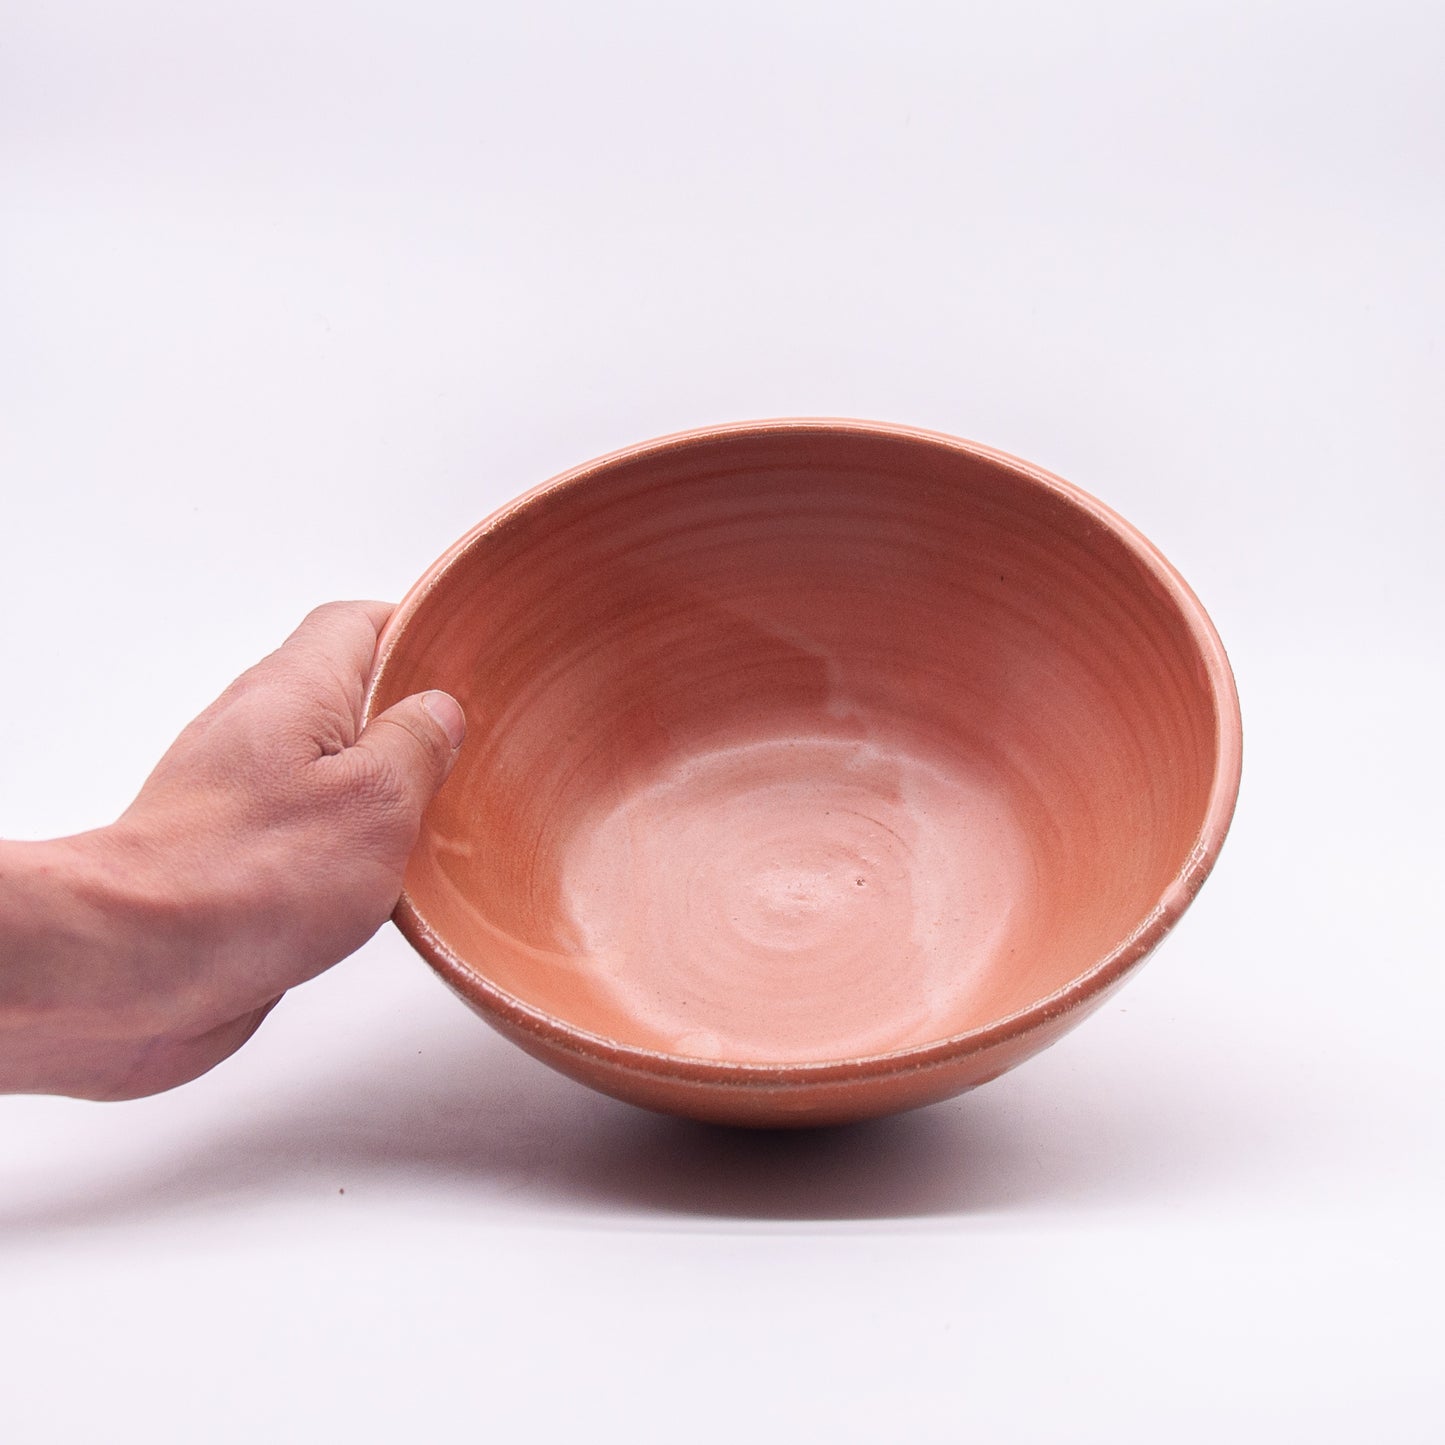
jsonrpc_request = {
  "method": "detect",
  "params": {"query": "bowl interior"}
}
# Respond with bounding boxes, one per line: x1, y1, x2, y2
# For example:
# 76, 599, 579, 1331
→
373, 427, 1226, 1066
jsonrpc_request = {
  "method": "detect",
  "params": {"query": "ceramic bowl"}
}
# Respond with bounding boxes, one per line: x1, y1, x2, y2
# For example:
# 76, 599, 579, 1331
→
367, 420, 1241, 1126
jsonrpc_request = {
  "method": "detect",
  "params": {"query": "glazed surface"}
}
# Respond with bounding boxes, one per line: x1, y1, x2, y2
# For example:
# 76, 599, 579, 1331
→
561, 732, 1035, 1063
371, 424, 1230, 1099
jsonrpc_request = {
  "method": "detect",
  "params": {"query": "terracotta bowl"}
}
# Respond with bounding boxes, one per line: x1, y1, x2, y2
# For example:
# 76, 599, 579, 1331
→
367, 421, 1241, 1127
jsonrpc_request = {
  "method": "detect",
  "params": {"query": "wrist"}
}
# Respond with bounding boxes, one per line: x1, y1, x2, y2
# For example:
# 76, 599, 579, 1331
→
0, 828, 180, 1039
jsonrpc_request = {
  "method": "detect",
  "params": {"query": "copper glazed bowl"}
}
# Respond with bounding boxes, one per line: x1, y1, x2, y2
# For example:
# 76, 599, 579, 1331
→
367, 421, 1241, 1126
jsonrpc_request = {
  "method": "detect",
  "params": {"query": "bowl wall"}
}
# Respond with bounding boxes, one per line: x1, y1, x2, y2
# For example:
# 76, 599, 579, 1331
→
369, 422, 1240, 1124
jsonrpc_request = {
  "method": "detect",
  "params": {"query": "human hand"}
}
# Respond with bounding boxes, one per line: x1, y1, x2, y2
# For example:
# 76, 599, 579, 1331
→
0, 602, 464, 1100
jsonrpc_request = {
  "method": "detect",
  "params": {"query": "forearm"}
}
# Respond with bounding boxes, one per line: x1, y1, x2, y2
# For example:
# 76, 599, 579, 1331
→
0, 832, 170, 1096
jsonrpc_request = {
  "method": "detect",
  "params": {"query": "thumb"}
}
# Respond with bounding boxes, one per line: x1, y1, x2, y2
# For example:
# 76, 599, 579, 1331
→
351, 690, 466, 812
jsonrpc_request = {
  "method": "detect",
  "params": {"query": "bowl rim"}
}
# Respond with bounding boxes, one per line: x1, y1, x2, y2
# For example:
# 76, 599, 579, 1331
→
366, 417, 1243, 1087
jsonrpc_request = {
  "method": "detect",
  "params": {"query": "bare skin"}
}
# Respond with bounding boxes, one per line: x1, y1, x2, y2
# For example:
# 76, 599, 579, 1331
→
0, 601, 465, 1100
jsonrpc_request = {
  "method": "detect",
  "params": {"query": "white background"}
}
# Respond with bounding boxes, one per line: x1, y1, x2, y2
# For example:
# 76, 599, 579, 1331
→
3, 2, 1442, 1440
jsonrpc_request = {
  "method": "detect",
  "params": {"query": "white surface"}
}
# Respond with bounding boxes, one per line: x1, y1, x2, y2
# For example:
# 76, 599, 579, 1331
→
2, 2, 1442, 1440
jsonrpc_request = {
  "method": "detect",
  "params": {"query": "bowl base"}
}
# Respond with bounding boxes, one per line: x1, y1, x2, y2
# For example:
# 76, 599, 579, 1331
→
558, 728, 1037, 1064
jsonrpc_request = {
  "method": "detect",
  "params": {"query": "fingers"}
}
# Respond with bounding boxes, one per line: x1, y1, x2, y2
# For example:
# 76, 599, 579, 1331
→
350, 690, 466, 817
232, 602, 396, 755
277, 600, 394, 685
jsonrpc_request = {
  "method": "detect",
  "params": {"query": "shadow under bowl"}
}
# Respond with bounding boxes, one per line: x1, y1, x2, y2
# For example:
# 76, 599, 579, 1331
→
366, 420, 1241, 1126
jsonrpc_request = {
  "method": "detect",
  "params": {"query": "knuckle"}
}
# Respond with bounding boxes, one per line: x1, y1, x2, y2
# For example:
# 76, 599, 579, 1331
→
302, 599, 351, 627
338, 752, 421, 851
382, 711, 450, 772
346, 738, 417, 813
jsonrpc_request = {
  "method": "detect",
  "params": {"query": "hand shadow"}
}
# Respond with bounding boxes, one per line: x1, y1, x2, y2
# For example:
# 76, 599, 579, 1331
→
0, 1005, 1277, 1237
